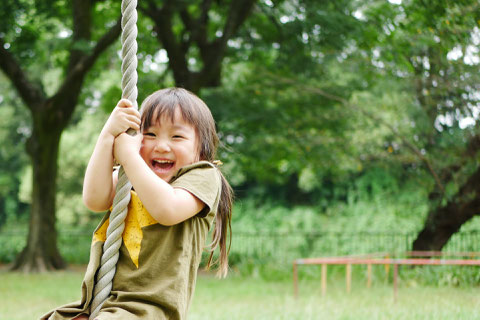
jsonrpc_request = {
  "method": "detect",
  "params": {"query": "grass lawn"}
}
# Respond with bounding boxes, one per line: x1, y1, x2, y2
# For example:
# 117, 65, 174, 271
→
1, 265, 479, 320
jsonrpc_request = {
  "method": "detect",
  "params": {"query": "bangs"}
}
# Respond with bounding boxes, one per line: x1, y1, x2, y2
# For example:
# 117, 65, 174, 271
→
140, 88, 200, 130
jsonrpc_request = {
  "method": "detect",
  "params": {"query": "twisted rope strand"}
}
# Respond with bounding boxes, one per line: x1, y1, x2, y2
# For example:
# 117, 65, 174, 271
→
89, 0, 138, 318
121, 0, 138, 108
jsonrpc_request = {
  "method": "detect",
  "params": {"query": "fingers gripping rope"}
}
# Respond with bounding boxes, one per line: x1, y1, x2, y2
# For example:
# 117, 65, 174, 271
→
89, 0, 138, 318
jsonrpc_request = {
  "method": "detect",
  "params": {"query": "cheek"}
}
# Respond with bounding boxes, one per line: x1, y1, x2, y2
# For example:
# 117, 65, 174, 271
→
139, 144, 149, 160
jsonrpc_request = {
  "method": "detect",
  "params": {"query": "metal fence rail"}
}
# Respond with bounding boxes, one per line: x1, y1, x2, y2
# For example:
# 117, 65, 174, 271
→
230, 230, 480, 264
1, 229, 480, 265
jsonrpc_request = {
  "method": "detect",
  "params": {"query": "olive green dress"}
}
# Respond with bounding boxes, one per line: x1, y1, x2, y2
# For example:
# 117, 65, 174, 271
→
41, 161, 221, 320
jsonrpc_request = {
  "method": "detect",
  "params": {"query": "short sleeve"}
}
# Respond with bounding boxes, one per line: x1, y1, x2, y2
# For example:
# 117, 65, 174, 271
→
170, 162, 221, 218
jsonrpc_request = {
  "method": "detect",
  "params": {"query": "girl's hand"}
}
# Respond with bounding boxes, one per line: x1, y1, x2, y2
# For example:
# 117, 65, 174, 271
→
102, 99, 141, 138
113, 130, 143, 165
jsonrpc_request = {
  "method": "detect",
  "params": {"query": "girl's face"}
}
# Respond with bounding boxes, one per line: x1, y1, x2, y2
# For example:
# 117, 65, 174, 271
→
140, 107, 199, 182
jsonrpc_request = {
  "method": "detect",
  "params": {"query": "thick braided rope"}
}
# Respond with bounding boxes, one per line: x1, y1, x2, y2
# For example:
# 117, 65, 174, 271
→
89, 0, 138, 318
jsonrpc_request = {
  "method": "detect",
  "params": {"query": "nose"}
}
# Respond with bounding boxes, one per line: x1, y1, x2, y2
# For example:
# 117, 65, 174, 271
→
154, 138, 171, 153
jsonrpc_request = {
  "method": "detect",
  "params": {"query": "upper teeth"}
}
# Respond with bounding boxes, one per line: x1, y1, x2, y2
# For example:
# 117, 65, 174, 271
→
154, 160, 173, 163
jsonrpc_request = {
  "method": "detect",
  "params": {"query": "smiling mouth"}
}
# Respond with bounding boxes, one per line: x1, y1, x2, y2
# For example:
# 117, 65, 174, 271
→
152, 159, 174, 171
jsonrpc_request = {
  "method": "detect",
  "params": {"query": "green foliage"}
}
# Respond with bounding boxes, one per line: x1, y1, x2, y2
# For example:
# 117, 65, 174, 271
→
400, 265, 480, 288
1, 0, 480, 274
360, 0, 480, 179
0, 231, 26, 263
0, 77, 31, 227
57, 99, 111, 226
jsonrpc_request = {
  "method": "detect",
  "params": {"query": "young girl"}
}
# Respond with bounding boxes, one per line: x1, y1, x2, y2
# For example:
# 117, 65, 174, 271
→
42, 87, 233, 319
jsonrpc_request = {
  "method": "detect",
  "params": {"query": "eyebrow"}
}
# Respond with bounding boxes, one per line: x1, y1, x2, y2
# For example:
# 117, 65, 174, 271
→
144, 124, 189, 131
171, 124, 190, 130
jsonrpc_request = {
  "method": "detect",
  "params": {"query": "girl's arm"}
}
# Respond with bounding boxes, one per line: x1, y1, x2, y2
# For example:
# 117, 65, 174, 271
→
83, 99, 140, 212
113, 133, 205, 225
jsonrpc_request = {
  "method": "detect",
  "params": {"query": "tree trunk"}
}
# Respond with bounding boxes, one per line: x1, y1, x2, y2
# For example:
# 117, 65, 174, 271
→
12, 120, 65, 272
412, 166, 480, 251
0, 2, 121, 272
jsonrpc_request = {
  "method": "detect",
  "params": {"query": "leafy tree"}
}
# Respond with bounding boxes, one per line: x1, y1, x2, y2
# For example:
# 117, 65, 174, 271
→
136, 0, 258, 93
3, 0, 477, 272
0, 0, 260, 272
198, 0, 380, 203
359, 0, 480, 249
0, 0, 122, 271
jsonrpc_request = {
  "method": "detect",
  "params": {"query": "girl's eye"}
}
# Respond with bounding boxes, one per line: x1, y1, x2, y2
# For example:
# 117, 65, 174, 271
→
144, 132, 156, 137
173, 135, 184, 139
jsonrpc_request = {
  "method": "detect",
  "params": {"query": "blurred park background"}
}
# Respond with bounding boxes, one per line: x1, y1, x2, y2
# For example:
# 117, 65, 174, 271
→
1, 0, 480, 318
